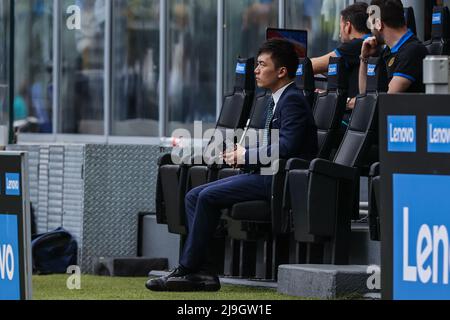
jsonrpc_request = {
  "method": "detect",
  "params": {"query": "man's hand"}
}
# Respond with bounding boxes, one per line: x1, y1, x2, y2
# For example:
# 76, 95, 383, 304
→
223, 144, 246, 167
347, 97, 356, 110
315, 88, 327, 94
361, 36, 379, 59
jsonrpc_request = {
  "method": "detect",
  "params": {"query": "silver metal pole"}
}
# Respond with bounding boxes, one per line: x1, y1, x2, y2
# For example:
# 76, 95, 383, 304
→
7, 0, 14, 144
159, 0, 168, 139
278, 0, 286, 28
216, 0, 224, 121
53, 0, 61, 136
104, 0, 112, 139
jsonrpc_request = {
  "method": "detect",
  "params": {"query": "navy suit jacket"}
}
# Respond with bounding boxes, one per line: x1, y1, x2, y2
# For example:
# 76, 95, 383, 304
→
245, 82, 318, 167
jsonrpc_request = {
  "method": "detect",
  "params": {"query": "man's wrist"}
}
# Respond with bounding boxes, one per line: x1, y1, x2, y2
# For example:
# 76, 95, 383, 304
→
360, 55, 369, 64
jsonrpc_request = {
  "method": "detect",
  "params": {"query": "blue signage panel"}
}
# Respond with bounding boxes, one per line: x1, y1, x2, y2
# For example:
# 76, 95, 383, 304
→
393, 174, 450, 300
328, 63, 337, 76
433, 13, 442, 25
388, 116, 417, 153
367, 64, 376, 76
0, 215, 21, 300
5, 173, 21, 196
428, 116, 450, 154
236, 63, 246, 75
0, 152, 31, 300
380, 94, 450, 300
296, 64, 303, 76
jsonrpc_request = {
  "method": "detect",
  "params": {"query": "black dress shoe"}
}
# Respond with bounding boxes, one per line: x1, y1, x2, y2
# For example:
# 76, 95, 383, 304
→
165, 271, 221, 292
146, 267, 190, 292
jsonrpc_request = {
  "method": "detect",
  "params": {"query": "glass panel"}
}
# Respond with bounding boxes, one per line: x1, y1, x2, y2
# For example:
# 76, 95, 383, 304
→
14, 0, 53, 133
167, 0, 217, 136
286, 0, 352, 58
60, 0, 105, 134
111, 0, 159, 137
224, 0, 278, 95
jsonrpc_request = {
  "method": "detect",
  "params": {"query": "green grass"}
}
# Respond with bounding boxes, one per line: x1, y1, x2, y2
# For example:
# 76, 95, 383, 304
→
32, 275, 305, 300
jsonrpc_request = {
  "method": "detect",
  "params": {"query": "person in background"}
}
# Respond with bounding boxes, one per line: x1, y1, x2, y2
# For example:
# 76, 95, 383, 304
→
14, 87, 29, 122
311, 2, 372, 111
359, 0, 429, 95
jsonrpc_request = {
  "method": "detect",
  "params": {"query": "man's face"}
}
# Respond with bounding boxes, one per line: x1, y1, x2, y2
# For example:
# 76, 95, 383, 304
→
339, 16, 351, 43
369, 12, 385, 45
255, 53, 282, 91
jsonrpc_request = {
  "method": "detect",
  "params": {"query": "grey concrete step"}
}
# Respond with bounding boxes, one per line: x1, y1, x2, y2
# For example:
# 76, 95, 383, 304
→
277, 264, 380, 299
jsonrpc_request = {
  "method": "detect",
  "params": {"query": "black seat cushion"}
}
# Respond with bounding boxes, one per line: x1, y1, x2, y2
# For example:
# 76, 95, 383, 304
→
230, 201, 271, 222
404, 7, 417, 36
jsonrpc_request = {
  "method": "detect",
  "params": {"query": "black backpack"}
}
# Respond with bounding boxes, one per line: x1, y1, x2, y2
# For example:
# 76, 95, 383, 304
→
31, 227, 78, 275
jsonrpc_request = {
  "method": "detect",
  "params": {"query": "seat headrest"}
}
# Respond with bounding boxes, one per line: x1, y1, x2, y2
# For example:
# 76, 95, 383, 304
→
234, 57, 256, 92
295, 57, 315, 92
431, 6, 450, 39
366, 57, 388, 93
327, 57, 348, 91
404, 7, 417, 36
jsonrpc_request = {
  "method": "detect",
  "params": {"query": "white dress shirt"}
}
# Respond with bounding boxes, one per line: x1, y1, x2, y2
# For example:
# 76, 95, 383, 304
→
271, 81, 295, 114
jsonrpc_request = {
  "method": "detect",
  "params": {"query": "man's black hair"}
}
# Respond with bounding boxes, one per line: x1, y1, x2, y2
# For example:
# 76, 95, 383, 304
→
341, 2, 371, 34
257, 39, 299, 79
370, 0, 406, 29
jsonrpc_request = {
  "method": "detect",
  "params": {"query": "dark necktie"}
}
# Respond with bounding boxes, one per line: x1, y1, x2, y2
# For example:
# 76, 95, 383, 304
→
262, 97, 275, 147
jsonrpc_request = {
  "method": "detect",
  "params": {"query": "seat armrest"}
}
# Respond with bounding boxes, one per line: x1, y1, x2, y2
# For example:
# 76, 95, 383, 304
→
310, 159, 358, 181
285, 158, 311, 171
271, 159, 287, 183
370, 162, 380, 177
158, 153, 174, 166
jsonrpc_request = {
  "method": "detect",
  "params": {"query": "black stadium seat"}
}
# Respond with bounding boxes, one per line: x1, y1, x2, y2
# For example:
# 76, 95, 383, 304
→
155, 57, 256, 236
287, 56, 388, 265
404, 7, 417, 36
296, 57, 316, 108
283, 56, 350, 235
425, 6, 450, 56
313, 57, 349, 160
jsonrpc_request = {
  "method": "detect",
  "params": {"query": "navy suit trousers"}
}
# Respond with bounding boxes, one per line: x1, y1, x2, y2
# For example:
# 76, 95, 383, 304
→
180, 173, 272, 271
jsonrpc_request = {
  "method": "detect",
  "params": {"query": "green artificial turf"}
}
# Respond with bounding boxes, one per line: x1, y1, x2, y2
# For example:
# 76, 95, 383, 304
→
32, 275, 305, 301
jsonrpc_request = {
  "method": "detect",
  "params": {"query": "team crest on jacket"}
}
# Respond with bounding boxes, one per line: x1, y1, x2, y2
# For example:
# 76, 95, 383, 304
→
388, 57, 395, 67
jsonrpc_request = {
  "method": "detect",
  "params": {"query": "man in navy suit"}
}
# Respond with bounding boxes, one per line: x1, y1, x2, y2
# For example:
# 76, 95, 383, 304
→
147, 39, 318, 292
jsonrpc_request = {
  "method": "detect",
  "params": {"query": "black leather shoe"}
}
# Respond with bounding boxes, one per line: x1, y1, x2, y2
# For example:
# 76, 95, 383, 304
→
165, 271, 221, 292
146, 267, 190, 292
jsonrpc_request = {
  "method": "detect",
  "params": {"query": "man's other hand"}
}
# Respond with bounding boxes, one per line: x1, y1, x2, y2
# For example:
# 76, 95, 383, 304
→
223, 144, 246, 167
347, 97, 356, 110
